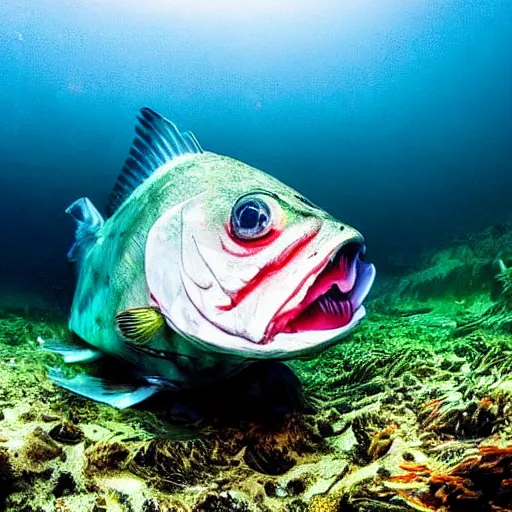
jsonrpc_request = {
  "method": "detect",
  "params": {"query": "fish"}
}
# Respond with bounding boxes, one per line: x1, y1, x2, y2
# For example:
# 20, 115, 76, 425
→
40, 107, 376, 409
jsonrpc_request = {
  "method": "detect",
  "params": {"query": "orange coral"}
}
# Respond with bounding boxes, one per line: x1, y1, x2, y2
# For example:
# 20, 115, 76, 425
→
398, 462, 430, 474
386, 443, 512, 511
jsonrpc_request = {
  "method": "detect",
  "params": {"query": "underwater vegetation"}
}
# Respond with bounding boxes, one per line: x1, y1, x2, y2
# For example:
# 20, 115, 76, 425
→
0, 220, 511, 511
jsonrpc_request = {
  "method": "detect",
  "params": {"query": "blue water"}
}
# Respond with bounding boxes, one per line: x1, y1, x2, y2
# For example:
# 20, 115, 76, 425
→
1, 0, 511, 306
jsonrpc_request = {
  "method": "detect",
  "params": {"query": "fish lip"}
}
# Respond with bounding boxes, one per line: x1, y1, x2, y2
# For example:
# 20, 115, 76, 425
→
264, 236, 366, 343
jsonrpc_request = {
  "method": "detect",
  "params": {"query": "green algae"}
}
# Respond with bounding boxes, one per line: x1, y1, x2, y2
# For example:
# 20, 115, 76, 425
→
0, 222, 511, 511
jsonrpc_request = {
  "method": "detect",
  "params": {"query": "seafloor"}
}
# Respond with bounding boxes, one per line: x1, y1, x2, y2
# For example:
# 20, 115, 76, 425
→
1, 222, 511, 512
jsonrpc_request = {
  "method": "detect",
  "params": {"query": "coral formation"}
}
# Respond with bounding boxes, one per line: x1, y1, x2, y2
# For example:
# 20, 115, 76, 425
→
383, 443, 512, 511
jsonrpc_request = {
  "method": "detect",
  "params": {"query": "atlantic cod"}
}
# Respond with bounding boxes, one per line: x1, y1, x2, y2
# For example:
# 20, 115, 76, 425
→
40, 108, 376, 408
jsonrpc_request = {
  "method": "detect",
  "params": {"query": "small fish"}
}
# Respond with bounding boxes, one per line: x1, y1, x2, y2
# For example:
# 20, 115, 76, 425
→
42, 108, 376, 408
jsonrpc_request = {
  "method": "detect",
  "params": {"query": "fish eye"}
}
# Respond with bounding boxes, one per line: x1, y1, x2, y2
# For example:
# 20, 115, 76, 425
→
231, 195, 273, 240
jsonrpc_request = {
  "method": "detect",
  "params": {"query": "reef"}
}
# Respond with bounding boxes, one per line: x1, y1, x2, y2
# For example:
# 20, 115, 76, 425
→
0, 221, 511, 511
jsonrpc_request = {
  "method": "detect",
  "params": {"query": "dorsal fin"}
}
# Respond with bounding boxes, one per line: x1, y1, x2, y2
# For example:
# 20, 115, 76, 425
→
106, 107, 204, 217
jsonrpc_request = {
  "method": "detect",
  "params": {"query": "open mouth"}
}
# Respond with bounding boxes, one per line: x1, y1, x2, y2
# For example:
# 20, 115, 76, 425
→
267, 242, 375, 339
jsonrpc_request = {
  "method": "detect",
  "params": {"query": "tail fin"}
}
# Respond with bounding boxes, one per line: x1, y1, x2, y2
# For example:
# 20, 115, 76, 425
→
66, 197, 104, 263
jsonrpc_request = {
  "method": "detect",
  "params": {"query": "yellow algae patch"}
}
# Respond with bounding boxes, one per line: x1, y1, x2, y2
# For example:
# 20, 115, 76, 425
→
308, 494, 339, 512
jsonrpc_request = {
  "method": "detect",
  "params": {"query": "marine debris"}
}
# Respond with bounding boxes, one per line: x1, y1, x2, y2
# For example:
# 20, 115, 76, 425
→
0, 221, 511, 511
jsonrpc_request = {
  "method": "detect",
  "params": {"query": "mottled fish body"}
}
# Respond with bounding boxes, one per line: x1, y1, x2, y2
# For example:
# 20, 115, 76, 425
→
42, 108, 375, 408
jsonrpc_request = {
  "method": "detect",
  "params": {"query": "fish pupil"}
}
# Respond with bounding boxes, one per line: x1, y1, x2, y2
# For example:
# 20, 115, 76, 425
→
231, 196, 272, 239
239, 204, 263, 229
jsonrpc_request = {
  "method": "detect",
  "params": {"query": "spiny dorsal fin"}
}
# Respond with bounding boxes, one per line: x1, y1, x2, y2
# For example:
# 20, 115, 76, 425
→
106, 108, 204, 217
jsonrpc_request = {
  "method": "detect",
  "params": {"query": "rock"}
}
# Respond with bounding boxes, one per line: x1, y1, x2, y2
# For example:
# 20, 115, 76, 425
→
23, 427, 64, 464
49, 421, 84, 445
85, 442, 130, 473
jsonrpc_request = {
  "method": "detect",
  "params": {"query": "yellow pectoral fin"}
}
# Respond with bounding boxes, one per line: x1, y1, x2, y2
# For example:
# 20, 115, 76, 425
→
116, 307, 165, 345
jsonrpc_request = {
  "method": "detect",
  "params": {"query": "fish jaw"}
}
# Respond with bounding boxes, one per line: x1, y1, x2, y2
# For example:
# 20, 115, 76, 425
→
263, 241, 375, 343
267, 262, 376, 358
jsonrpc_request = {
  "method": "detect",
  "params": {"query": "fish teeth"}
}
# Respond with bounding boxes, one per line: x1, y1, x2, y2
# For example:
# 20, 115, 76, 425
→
318, 296, 350, 317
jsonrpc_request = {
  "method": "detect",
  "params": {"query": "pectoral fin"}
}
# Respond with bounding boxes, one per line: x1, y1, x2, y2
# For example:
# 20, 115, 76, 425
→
48, 367, 160, 409
116, 307, 164, 345
38, 336, 104, 363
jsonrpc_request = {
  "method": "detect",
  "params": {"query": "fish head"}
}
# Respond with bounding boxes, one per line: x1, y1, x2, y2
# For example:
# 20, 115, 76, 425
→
145, 155, 375, 360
